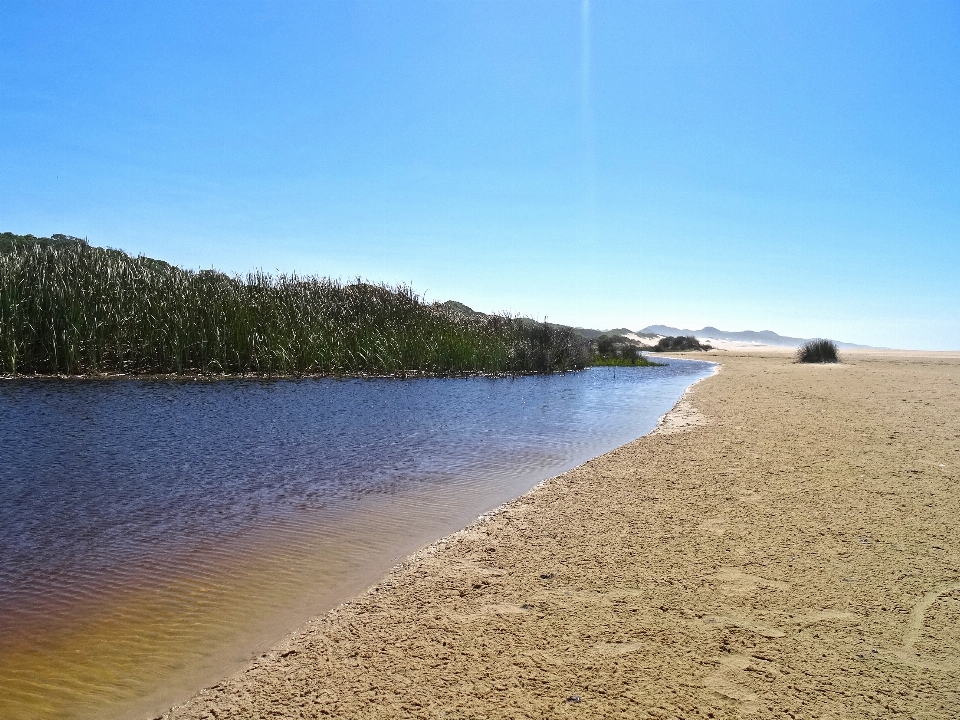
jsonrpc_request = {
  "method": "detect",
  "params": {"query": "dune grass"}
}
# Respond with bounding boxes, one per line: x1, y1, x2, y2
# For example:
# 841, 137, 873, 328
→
0, 234, 590, 376
796, 339, 839, 364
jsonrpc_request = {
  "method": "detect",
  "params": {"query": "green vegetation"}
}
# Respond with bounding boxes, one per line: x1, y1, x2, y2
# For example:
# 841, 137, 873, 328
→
568, 326, 658, 342
0, 233, 590, 376
649, 335, 713, 352
591, 334, 659, 366
796, 339, 839, 364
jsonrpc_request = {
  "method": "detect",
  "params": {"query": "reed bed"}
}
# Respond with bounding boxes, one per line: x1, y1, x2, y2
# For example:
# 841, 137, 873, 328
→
0, 235, 589, 376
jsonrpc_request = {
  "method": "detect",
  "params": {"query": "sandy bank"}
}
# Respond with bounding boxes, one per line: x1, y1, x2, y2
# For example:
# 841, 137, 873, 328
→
164, 351, 960, 719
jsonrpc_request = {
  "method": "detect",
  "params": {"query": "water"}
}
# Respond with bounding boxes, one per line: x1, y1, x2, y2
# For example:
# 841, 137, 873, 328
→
0, 359, 712, 719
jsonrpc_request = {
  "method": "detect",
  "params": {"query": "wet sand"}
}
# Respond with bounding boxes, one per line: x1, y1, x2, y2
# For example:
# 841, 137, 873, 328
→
165, 350, 960, 719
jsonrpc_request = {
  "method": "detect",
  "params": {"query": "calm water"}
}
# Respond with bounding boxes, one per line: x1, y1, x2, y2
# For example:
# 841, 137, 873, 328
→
0, 359, 712, 719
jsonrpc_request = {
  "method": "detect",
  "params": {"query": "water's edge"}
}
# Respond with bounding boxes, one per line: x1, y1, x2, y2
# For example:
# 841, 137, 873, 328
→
151, 360, 719, 720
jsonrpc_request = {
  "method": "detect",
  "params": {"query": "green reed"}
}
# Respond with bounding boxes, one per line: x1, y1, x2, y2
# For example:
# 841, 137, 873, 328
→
0, 235, 589, 376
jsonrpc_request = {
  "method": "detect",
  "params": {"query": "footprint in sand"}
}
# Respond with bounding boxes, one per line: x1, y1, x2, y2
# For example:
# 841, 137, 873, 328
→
889, 581, 960, 672
702, 651, 789, 712
697, 613, 786, 639
593, 641, 646, 656
698, 610, 864, 711
714, 567, 789, 594
734, 488, 762, 503
787, 609, 857, 627
702, 660, 761, 714
699, 518, 727, 536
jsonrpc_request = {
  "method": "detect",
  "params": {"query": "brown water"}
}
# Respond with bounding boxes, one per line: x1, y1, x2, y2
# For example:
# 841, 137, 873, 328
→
0, 361, 712, 719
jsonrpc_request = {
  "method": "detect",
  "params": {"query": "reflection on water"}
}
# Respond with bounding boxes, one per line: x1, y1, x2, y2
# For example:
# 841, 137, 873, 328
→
0, 360, 712, 719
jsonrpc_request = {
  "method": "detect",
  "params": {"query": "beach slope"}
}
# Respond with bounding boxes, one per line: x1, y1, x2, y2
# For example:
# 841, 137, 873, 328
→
166, 351, 960, 719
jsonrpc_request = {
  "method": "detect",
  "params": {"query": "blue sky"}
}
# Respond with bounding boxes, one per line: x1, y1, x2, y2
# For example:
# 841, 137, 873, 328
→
2, 1, 959, 349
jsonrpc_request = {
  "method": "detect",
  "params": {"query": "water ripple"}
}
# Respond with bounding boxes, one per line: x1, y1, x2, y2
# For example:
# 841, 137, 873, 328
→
0, 360, 712, 719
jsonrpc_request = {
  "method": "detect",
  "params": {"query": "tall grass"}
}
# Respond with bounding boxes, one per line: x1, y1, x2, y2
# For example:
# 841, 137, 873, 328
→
0, 236, 589, 376
796, 339, 839, 364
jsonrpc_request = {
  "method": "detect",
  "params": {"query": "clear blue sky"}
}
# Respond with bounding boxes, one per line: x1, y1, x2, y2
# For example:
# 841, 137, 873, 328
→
2, 1, 958, 349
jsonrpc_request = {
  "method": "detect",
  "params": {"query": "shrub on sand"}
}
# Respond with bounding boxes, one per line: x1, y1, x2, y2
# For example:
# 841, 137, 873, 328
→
796, 339, 839, 364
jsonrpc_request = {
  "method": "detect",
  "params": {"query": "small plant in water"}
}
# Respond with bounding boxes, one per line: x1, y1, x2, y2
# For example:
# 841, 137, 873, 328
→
796, 339, 839, 363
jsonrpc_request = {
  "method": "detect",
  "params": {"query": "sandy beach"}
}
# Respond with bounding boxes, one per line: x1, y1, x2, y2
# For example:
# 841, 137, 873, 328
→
164, 350, 960, 719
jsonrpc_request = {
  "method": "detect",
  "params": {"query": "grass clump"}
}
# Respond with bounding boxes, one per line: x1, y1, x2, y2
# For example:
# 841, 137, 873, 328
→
0, 233, 590, 377
796, 339, 839, 364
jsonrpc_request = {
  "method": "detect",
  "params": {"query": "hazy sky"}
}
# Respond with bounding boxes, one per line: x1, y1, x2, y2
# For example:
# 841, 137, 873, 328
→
2, 1, 959, 349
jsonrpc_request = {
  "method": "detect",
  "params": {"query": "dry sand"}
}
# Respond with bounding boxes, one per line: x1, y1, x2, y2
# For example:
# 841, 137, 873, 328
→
164, 351, 960, 719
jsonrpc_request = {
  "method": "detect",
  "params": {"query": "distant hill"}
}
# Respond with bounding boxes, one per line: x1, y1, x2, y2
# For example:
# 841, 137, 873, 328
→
639, 325, 872, 349
438, 304, 642, 341
442, 303, 874, 350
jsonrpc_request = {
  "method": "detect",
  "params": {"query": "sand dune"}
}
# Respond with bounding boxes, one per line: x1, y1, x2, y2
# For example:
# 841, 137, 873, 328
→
165, 350, 960, 719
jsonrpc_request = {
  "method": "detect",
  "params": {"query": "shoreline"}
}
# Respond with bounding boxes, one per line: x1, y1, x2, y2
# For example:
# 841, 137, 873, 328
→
0, 369, 589, 382
649, 358, 719, 435
164, 350, 959, 718
0, 364, 650, 382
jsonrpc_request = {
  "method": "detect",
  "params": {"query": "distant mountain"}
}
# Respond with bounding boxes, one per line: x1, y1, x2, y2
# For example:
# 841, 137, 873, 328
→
639, 325, 871, 349
439, 304, 654, 344
439, 303, 873, 350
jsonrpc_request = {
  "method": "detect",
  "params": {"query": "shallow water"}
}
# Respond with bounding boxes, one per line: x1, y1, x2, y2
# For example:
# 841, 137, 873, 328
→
0, 359, 712, 719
